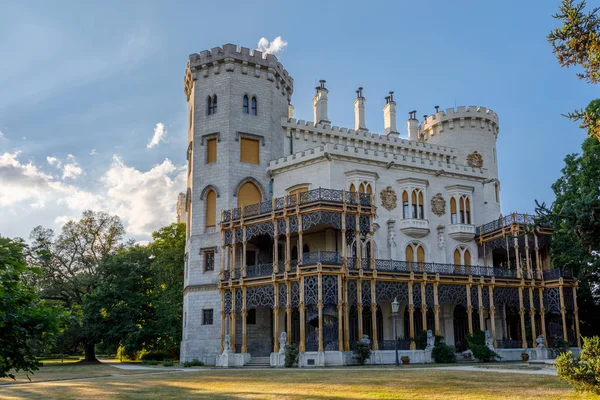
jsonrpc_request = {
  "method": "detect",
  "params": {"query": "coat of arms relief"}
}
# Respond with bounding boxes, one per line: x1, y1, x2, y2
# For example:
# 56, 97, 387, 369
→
379, 186, 397, 211
430, 193, 446, 216
467, 151, 484, 168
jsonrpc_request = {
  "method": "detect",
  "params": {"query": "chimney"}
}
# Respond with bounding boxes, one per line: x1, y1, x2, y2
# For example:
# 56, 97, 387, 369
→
312, 80, 330, 124
383, 91, 398, 136
354, 87, 367, 131
407, 110, 419, 141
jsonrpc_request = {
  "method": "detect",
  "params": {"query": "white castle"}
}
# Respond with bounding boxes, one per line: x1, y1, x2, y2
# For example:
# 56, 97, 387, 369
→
179, 43, 579, 366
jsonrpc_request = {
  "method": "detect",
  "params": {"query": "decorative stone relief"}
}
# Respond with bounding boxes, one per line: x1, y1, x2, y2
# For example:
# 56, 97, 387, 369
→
467, 151, 484, 168
379, 186, 397, 211
431, 193, 446, 216
387, 220, 397, 260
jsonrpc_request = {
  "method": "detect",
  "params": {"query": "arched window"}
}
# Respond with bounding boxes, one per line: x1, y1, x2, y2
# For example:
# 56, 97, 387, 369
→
208, 94, 217, 115
453, 246, 472, 266
456, 195, 471, 224
405, 242, 426, 265
206, 189, 216, 227
495, 182, 500, 203
405, 189, 424, 219
450, 197, 457, 224
402, 191, 409, 218
349, 183, 356, 193
243, 95, 249, 114
237, 181, 261, 208
303, 243, 310, 254
251, 96, 257, 115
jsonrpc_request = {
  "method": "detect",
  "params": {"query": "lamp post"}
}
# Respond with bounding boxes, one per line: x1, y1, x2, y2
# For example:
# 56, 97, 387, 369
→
392, 297, 399, 367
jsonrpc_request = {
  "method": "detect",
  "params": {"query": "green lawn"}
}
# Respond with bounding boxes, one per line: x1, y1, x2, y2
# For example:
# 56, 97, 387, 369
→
0, 365, 596, 399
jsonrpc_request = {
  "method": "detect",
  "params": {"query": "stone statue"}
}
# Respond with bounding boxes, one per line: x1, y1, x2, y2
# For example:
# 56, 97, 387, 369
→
223, 334, 231, 353
485, 330, 495, 351
278, 332, 287, 354
536, 335, 545, 348
425, 330, 435, 350
360, 334, 371, 346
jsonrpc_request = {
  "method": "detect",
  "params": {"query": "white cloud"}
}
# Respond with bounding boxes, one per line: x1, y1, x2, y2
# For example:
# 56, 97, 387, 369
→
67, 154, 75, 161
257, 36, 288, 55
0, 151, 185, 240
0, 131, 5, 140
147, 122, 166, 149
46, 156, 61, 167
62, 163, 83, 180
90, 149, 97, 156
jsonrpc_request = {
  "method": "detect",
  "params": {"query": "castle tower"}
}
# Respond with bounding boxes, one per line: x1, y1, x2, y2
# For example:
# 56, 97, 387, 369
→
420, 106, 501, 221
181, 44, 293, 362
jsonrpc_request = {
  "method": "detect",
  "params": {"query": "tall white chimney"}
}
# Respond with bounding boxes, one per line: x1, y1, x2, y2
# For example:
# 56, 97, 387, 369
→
354, 87, 367, 131
313, 80, 330, 124
383, 91, 398, 136
407, 110, 419, 141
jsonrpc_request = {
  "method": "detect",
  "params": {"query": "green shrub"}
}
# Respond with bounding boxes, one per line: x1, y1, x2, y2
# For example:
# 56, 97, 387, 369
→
353, 342, 372, 366
116, 345, 139, 361
431, 336, 456, 363
143, 359, 158, 366
284, 344, 299, 368
140, 351, 169, 362
556, 336, 600, 395
550, 337, 571, 358
413, 331, 427, 350
162, 359, 174, 367
467, 331, 500, 362
182, 359, 204, 368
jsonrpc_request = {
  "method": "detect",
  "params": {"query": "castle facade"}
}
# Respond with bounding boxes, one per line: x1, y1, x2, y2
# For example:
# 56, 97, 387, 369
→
180, 43, 579, 366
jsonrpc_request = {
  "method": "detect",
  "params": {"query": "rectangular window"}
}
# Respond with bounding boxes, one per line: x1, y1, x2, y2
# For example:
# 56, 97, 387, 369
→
240, 138, 260, 164
202, 309, 213, 325
403, 201, 409, 219
206, 138, 217, 164
451, 213, 458, 224
204, 251, 215, 272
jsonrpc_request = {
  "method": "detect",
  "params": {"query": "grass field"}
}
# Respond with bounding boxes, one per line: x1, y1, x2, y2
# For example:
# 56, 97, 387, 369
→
0, 363, 149, 385
0, 364, 596, 400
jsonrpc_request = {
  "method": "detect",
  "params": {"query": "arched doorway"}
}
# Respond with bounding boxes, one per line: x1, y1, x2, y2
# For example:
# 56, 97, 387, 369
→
453, 305, 469, 352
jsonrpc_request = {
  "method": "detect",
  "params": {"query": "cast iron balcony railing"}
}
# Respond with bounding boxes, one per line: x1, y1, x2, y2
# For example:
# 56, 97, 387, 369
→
246, 263, 273, 278
221, 187, 372, 222
475, 213, 552, 236
495, 340, 523, 349
543, 268, 573, 280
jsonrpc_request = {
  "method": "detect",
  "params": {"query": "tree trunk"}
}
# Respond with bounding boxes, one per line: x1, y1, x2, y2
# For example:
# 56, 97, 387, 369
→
84, 342, 96, 362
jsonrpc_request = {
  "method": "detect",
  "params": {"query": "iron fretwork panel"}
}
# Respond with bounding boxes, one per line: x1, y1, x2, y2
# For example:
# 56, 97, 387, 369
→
291, 281, 300, 308
323, 275, 338, 305
471, 286, 479, 309
361, 281, 372, 306
246, 222, 274, 241
246, 285, 275, 309
235, 289, 243, 313
289, 216, 299, 234
413, 283, 422, 308
544, 288, 561, 314
482, 287, 490, 310
304, 276, 318, 306
277, 219, 286, 236
278, 283, 287, 308
224, 290, 232, 314
493, 287, 520, 310
426, 284, 434, 309
235, 228, 243, 243
348, 280, 358, 306
375, 281, 408, 304
563, 287, 574, 311
224, 230, 233, 246
359, 216, 371, 236
438, 284, 467, 307
302, 212, 342, 231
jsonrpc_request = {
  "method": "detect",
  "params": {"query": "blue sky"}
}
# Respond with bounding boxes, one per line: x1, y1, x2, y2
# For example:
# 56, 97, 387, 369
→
0, 0, 595, 241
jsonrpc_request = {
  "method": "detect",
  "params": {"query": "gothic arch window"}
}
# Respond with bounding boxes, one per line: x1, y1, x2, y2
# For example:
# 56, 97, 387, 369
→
405, 242, 426, 264
450, 194, 472, 224
251, 96, 257, 115
205, 189, 216, 228
402, 189, 424, 219
237, 180, 262, 208
450, 197, 457, 224
349, 183, 356, 193
402, 191, 409, 218
358, 181, 372, 194
453, 246, 472, 266
207, 94, 217, 115
302, 243, 310, 254
243, 95, 249, 114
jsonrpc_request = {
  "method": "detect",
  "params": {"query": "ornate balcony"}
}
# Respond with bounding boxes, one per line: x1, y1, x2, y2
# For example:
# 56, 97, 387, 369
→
448, 224, 476, 242
398, 219, 430, 238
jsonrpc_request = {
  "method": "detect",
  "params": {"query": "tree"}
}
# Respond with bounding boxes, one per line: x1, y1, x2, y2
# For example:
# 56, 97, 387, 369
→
29, 210, 125, 361
0, 237, 63, 379
548, 0, 600, 140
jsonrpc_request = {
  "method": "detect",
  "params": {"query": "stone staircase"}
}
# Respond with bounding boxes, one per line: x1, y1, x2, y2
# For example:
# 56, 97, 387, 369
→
244, 356, 271, 368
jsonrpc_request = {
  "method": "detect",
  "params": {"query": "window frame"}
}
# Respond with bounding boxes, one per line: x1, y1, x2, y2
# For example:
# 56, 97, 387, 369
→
243, 95, 249, 114
251, 96, 257, 115
204, 250, 215, 272
202, 309, 214, 325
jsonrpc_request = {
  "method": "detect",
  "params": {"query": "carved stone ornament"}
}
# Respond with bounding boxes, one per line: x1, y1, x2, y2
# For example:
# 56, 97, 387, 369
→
379, 186, 397, 211
467, 151, 484, 168
431, 193, 446, 217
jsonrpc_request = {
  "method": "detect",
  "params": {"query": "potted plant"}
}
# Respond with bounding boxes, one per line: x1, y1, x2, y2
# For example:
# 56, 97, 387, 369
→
401, 356, 410, 365
521, 352, 530, 362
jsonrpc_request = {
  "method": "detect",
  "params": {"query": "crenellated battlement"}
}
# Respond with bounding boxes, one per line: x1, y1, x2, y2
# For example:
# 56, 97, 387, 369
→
421, 106, 499, 137
184, 43, 294, 100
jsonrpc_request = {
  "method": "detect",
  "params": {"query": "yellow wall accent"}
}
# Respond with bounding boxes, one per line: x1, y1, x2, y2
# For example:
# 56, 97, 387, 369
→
238, 181, 261, 208
240, 138, 260, 164
206, 190, 216, 227
207, 138, 217, 164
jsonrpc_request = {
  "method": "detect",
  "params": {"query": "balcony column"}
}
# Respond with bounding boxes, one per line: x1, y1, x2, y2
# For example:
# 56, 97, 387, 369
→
488, 285, 497, 348
273, 222, 279, 273
273, 284, 280, 353
528, 286, 537, 346
338, 275, 344, 351
242, 227, 248, 278
466, 283, 473, 335
230, 288, 236, 353
318, 274, 324, 352
408, 279, 415, 350
220, 289, 225, 353
286, 282, 292, 345
242, 286, 248, 353
369, 224, 375, 270
343, 279, 350, 351
421, 281, 427, 332
299, 277, 306, 352
573, 285, 581, 347
518, 285, 527, 349
433, 281, 440, 335
514, 236, 522, 279
539, 287, 547, 346
285, 218, 291, 272
524, 232, 532, 279
355, 213, 362, 268
371, 280, 378, 350
478, 282, 485, 331
341, 195, 347, 269
357, 280, 364, 340
231, 231, 237, 272
298, 217, 304, 265
559, 278, 568, 342
534, 234, 542, 280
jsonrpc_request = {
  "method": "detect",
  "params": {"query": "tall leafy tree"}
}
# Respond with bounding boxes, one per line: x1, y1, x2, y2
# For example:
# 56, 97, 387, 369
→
29, 210, 125, 361
548, 0, 600, 140
0, 237, 63, 379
